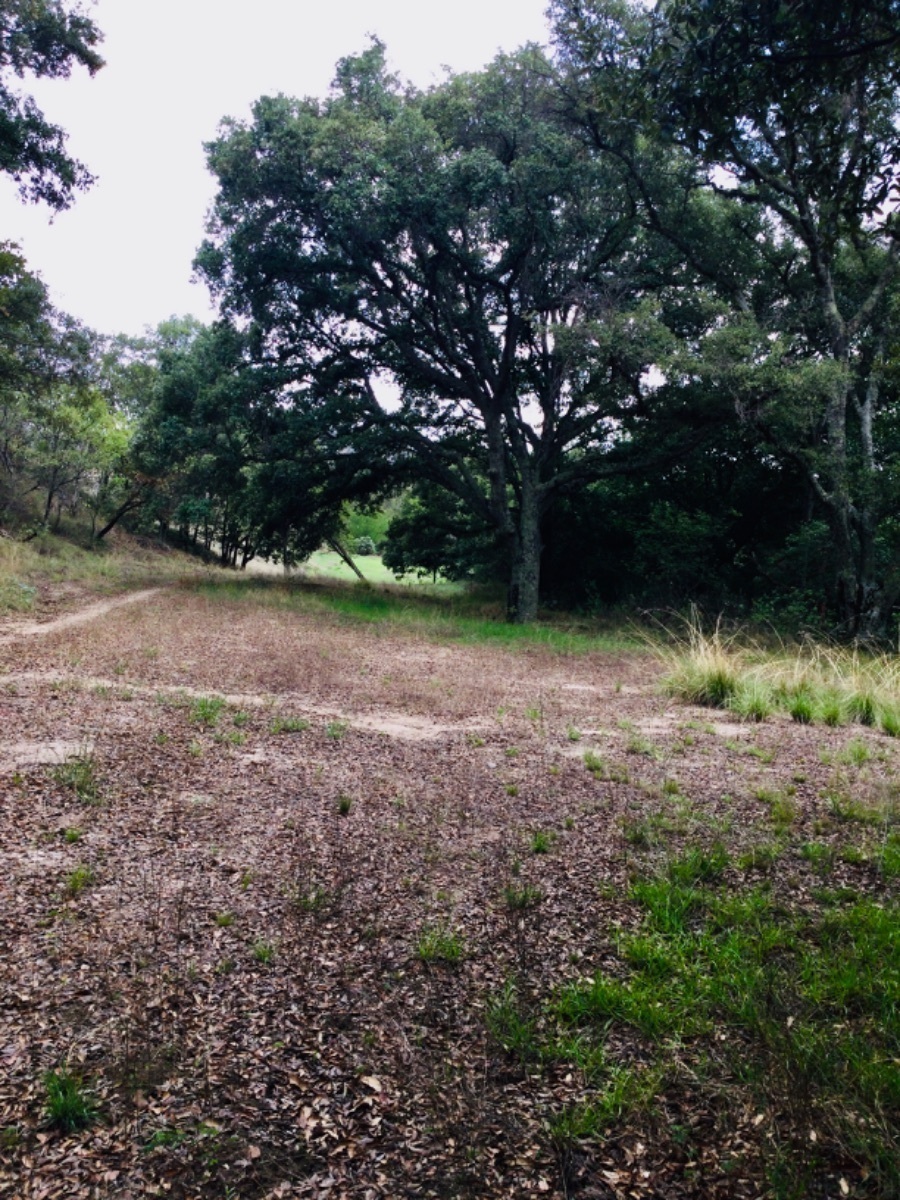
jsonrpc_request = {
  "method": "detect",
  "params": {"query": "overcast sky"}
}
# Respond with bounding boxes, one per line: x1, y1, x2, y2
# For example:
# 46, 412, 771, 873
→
0, 0, 550, 337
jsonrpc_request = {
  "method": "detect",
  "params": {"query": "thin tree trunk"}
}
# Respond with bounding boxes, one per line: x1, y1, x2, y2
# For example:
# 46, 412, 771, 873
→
326, 537, 366, 581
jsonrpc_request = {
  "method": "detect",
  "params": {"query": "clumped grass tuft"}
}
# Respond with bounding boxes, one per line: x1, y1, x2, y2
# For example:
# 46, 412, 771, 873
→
64, 865, 94, 898
729, 677, 776, 721
660, 616, 739, 707
659, 614, 900, 735
43, 1069, 96, 1132
54, 752, 100, 805
530, 830, 556, 855
190, 695, 226, 727
486, 980, 540, 1061
271, 715, 309, 735
583, 750, 628, 783
252, 940, 275, 965
503, 883, 543, 910
416, 923, 465, 966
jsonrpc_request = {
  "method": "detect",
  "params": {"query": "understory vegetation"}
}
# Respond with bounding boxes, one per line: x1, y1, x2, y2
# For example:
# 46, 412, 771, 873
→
662, 618, 900, 736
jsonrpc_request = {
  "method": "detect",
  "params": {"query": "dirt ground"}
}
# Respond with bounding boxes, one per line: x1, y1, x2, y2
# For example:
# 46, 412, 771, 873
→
0, 581, 896, 1199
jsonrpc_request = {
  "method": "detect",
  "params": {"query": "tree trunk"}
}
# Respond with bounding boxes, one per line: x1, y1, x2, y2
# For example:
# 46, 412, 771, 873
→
326, 537, 366, 581
507, 478, 542, 623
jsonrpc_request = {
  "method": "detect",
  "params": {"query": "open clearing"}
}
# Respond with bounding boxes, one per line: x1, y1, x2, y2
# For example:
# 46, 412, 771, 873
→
0, 580, 897, 1199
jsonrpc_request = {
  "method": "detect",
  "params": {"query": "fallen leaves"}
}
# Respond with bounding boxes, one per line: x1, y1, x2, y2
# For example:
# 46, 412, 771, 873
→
0, 584, 895, 1198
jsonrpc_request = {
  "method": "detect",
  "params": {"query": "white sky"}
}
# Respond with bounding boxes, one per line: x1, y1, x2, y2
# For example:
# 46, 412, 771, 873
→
0, 0, 550, 336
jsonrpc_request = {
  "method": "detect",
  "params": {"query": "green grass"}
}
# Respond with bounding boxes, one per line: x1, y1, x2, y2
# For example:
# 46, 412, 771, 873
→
190, 575, 639, 655
43, 1069, 97, 1132
64, 865, 95, 898
416, 923, 466, 966
252, 940, 276, 964
270, 715, 310, 734
190, 695, 226, 727
530, 830, 555, 854
491, 842, 900, 1195
661, 615, 900, 734
0, 526, 203, 613
53, 752, 100, 805
503, 883, 543, 910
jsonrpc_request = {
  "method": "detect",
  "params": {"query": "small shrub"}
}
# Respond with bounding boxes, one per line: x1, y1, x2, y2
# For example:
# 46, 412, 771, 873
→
63, 827, 82, 844
214, 911, 235, 928
337, 793, 353, 816
326, 720, 348, 740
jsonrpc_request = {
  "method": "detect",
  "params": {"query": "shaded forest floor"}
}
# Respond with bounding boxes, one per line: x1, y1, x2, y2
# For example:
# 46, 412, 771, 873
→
0, 579, 897, 1199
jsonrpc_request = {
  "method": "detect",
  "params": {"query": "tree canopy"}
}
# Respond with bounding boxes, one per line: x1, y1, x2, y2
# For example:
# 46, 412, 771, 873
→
198, 40, 727, 620
552, 0, 900, 635
0, 0, 104, 208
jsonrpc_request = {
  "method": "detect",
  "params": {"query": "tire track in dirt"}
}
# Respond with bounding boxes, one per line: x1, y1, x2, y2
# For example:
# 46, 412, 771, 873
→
0, 587, 164, 646
0, 667, 483, 772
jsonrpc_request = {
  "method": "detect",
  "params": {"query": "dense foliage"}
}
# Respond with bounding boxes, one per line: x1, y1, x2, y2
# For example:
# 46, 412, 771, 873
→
3, 0, 900, 637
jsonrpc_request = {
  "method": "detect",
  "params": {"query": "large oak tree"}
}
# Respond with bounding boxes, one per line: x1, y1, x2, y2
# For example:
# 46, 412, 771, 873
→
197, 42, 708, 620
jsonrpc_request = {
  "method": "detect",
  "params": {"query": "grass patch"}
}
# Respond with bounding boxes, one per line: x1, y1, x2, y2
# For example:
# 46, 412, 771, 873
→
64, 865, 95, 898
271, 715, 309, 734
530, 830, 556, 855
416, 923, 465, 966
190, 695, 226, 727
190, 576, 639, 655
493, 842, 900, 1194
43, 1069, 97, 1132
660, 615, 900, 734
503, 883, 543, 910
54, 751, 100, 805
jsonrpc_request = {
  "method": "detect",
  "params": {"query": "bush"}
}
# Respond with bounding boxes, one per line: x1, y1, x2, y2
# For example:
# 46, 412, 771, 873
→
354, 536, 377, 556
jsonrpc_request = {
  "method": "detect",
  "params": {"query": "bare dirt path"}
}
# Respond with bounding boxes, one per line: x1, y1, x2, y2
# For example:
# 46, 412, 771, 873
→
0, 580, 896, 1200
0, 586, 164, 646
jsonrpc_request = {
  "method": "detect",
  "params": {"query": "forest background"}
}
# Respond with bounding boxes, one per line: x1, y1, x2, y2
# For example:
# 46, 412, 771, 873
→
2, 0, 900, 637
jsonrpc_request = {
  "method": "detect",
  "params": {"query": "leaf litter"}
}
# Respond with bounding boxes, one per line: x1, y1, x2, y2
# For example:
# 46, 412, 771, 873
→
0, 582, 896, 1198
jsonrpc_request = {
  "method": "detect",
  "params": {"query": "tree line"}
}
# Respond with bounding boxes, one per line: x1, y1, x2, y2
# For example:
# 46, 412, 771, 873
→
2, 1, 900, 636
